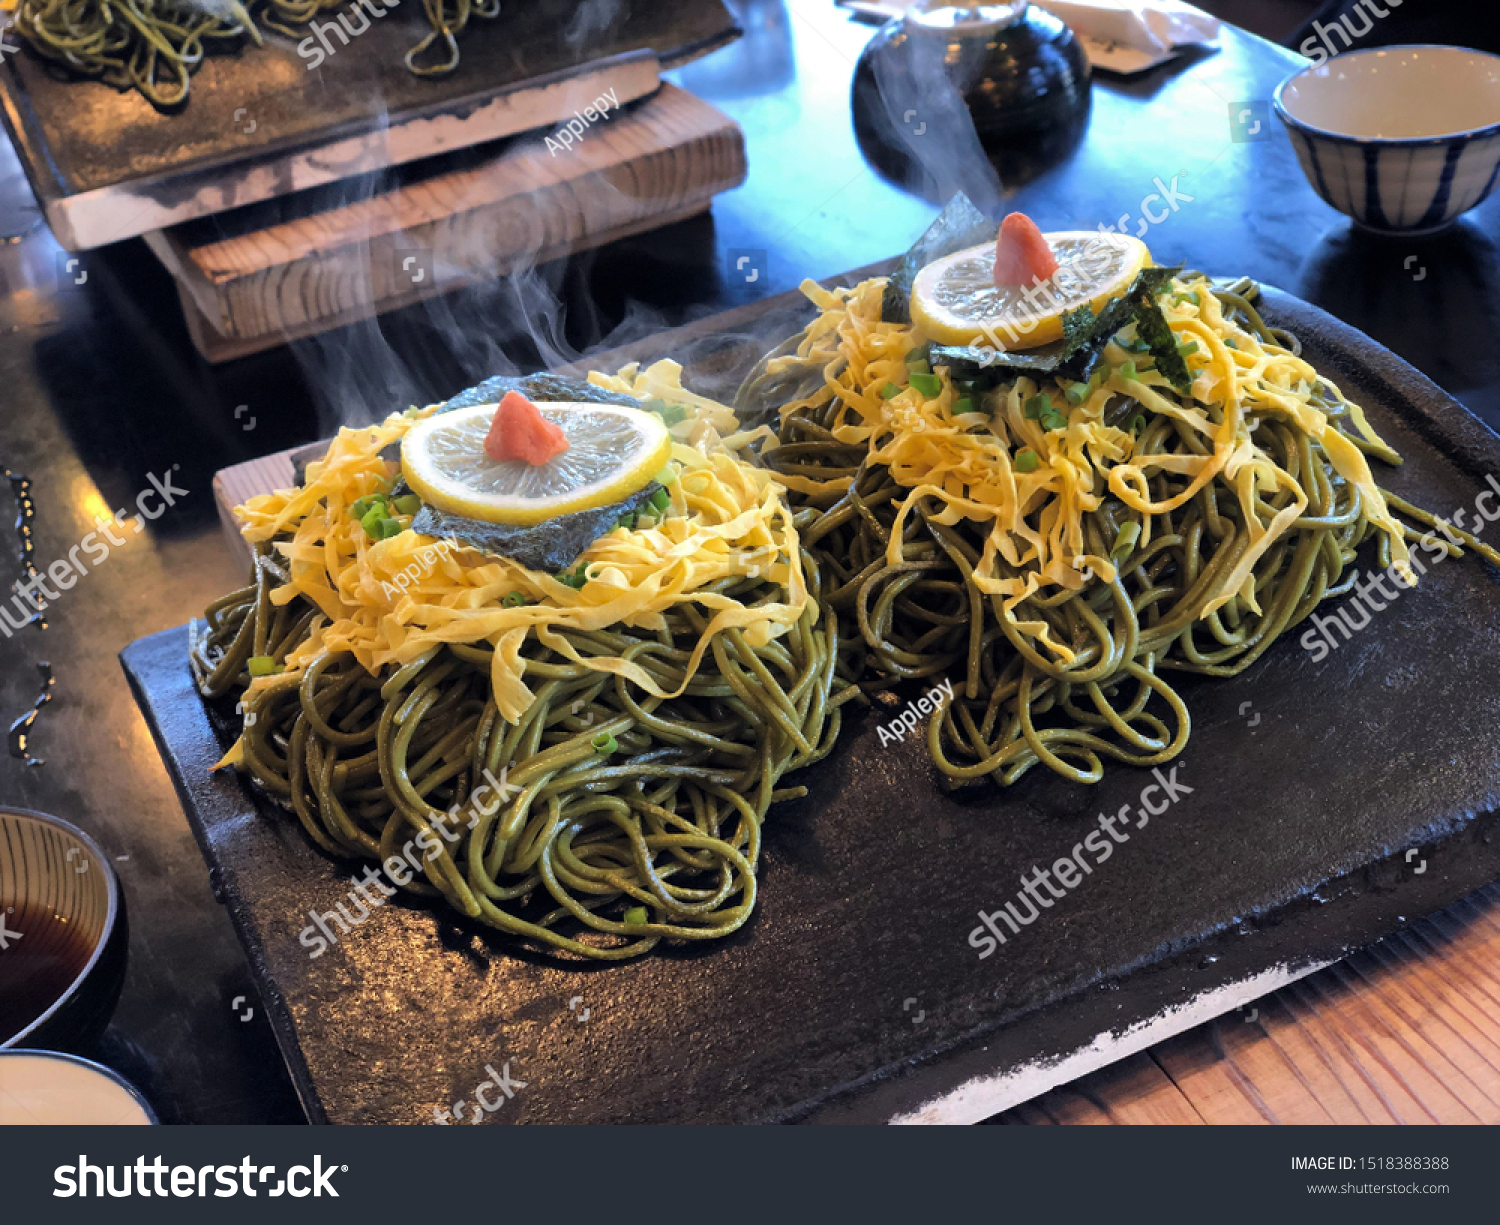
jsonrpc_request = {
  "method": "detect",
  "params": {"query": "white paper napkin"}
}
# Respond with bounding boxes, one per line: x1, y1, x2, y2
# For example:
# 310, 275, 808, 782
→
1033, 0, 1219, 73
837, 1, 1221, 75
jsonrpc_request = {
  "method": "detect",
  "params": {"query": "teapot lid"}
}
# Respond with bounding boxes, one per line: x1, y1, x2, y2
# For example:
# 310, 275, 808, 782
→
903, 2, 1027, 34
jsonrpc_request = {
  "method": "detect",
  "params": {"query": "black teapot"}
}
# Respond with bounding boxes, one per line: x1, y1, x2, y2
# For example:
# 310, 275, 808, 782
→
852, 2, 1093, 200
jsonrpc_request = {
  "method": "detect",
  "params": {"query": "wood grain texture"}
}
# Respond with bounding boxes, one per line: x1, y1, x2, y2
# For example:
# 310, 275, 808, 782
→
148, 84, 747, 363
213, 458, 296, 573
995, 884, 1500, 1125
4, 54, 663, 251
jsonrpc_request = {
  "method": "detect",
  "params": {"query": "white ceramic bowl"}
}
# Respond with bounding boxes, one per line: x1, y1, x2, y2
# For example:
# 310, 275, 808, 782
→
1275, 45, 1500, 234
0, 1050, 156, 1124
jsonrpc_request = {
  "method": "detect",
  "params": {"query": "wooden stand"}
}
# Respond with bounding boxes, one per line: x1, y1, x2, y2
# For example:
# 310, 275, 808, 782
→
145, 84, 746, 363
0, 0, 740, 249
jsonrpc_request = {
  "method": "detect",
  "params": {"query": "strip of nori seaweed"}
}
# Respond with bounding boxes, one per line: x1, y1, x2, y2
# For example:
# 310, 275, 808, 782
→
882, 193, 995, 324
436, 371, 641, 414
1128, 279, 1193, 393
928, 266, 1182, 385
410, 484, 662, 574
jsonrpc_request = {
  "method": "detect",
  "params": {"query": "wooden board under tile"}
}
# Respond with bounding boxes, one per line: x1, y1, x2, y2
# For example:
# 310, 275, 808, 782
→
147, 84, 746, 362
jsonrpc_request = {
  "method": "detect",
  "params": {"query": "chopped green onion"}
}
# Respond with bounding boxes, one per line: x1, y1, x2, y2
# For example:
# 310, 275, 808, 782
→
1042, 411, 1068, 432
952, 396, 973, 415
879, 381, 901, 399
351, 494, 386, 519
1224, 338, 1238, 350
1014, 449, 1040, 473
392, 494, 422, 515
1118, 360, 1138, 382
1187, 290, 1201, 305
909, 372, 942, 398
501, 591, 527, 608
906, 358, 932, 376
247, 655, 278, 677
1176, 340, 1200, 357
360, 506, 388, 538
905, 346, 931, 367
647, 487, 672, 513
591, 731, 618, 754
644, 398, 687, 426
1066, 376, 1100, 406
1023, 393, 1049, 420
375, 518, 403, 540
623, 906, 648, 926
1111, 521, 1142, 561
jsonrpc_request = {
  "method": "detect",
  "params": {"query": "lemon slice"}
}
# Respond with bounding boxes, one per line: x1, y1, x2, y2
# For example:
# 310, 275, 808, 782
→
910, 231, 1151, 350
401, 402, 671, 526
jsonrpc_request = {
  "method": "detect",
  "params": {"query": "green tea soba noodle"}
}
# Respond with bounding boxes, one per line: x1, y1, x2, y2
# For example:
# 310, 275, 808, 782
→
760, 272, 1500, 787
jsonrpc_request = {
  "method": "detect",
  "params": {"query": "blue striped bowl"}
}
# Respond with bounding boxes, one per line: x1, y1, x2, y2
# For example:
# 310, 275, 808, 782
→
1275, 46, 1500, 236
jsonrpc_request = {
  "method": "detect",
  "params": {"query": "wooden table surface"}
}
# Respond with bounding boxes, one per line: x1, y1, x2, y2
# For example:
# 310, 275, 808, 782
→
1001, 885, 1500, 1124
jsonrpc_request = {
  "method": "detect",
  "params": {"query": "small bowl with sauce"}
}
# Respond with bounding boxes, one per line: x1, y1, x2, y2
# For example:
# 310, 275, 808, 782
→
0, 808, 127, 1051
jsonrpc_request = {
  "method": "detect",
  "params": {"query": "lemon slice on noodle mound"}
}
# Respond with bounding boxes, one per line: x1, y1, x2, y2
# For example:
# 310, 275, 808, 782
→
401, 402, 671, 526
910, 231, 1150, 350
